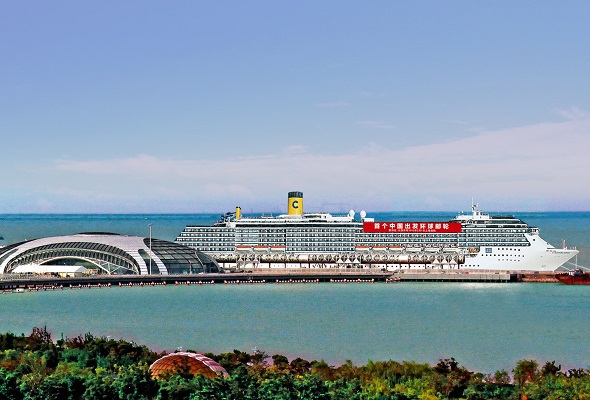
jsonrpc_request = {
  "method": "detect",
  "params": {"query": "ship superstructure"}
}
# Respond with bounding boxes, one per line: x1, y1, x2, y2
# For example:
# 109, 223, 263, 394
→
175, 192, 578, 272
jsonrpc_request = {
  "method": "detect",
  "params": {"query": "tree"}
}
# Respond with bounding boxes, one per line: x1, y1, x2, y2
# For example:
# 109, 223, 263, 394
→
156, 375, 199, 400
540, 361, 561, 377
0, 368, 20, 400
290, 358, 311, 375
293, 374, 331, 400
257, 373, 295, 400
513, 359, 539, 387
81, 374, 118, 400
113, 363, 159, 400
272, 354, 290, 371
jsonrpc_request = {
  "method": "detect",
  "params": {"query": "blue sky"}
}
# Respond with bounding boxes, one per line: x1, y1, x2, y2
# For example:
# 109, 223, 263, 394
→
1, 1, 589, 213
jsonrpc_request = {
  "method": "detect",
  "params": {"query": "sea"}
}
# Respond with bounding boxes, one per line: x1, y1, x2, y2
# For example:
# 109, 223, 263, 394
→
1, 212, 589, 374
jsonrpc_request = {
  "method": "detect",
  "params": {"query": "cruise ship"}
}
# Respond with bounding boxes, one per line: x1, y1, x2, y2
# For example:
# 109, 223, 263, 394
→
175, 192, 578, 272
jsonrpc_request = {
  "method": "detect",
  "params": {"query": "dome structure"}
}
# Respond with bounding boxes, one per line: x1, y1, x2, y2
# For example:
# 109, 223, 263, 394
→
0, 233, 220, 275
149, 352, 228, 379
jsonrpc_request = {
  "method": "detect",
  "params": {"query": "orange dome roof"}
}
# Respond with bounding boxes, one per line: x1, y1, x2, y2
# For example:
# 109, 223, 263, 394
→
149, 352, 228, 379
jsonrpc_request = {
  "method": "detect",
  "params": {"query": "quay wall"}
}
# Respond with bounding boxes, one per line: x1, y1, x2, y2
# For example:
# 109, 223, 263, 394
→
0, 270, 519, 290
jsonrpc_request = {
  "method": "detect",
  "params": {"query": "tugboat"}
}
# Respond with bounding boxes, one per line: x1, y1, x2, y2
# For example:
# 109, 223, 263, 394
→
555, 269, 590, 285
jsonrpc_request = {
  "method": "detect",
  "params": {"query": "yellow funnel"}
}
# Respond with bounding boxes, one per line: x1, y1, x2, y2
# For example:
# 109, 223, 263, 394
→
287, 191, 303, 215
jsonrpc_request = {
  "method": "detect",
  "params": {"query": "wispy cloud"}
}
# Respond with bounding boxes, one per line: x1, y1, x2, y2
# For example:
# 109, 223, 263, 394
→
33, 115, 590, 212
553, 106, 590, 120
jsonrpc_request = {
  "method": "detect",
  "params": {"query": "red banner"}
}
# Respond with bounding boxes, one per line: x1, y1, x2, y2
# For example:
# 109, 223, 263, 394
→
363, 222, 462, 233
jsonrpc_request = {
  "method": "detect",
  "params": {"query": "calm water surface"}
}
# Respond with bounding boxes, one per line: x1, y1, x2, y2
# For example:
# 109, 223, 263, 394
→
1, 282, 589, 373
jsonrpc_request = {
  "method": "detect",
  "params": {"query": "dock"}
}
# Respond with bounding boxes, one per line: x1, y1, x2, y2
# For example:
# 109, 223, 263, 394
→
0, 269, 519, 291
393, 272, 513, 282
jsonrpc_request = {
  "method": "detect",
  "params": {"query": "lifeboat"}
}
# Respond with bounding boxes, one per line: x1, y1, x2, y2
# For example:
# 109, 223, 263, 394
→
468, 248, 480, 253
253, 245, 269, 253
388, 245, 403, 252
443, 246, 459, 253
424, 245, 440, 253
235, 245, 252, 253
406, 245, 422, 252
372, 245, 388, 252
355, 245, 371, 252
270, 245, 286, 252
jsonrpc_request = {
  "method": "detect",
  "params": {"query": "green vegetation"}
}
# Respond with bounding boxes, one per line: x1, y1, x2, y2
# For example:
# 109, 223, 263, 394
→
0, 327, 588, 399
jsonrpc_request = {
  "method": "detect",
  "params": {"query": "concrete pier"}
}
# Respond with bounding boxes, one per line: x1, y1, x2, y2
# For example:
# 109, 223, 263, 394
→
0, 270, 519, 291
394, 272, 513, 282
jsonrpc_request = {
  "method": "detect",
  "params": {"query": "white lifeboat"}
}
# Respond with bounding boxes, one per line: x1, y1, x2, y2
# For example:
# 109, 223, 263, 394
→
355, 245, 371, 253
270, 245, 286, 253
235, 245, 252, 253
388, 245, 403, 252
443, 245, 459, 253
253, 245, 269, 253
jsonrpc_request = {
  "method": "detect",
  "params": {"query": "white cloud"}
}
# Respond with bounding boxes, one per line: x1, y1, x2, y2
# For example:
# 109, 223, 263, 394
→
30, 115, 590, 212
553, 107, 590, 120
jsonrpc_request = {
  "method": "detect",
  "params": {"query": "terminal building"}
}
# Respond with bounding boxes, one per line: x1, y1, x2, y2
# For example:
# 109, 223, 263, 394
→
0, 233, 220, 275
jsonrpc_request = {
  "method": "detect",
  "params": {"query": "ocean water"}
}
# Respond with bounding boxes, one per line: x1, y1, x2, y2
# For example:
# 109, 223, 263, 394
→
1, 283, 589, 374
1, 212, 589, 373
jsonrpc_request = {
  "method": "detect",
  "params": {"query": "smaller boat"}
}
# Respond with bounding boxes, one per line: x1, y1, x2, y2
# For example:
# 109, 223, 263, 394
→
555, 269, 590, 285
253, 245, 269, 253
372, 245, 388, 252
406, 245, 422, 252
235, 245, 252, 253
387, 245, 403, 252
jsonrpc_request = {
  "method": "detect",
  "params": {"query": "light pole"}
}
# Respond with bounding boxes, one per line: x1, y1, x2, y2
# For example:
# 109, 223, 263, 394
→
148, 223, 153, 275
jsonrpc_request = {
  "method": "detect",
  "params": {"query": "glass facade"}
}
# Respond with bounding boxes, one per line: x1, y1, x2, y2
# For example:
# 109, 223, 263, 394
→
0, 234, 220, 275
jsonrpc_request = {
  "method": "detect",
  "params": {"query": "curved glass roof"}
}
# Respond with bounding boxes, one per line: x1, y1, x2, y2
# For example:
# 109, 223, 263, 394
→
0, 233, 220, 275
149, 352, 228, 379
